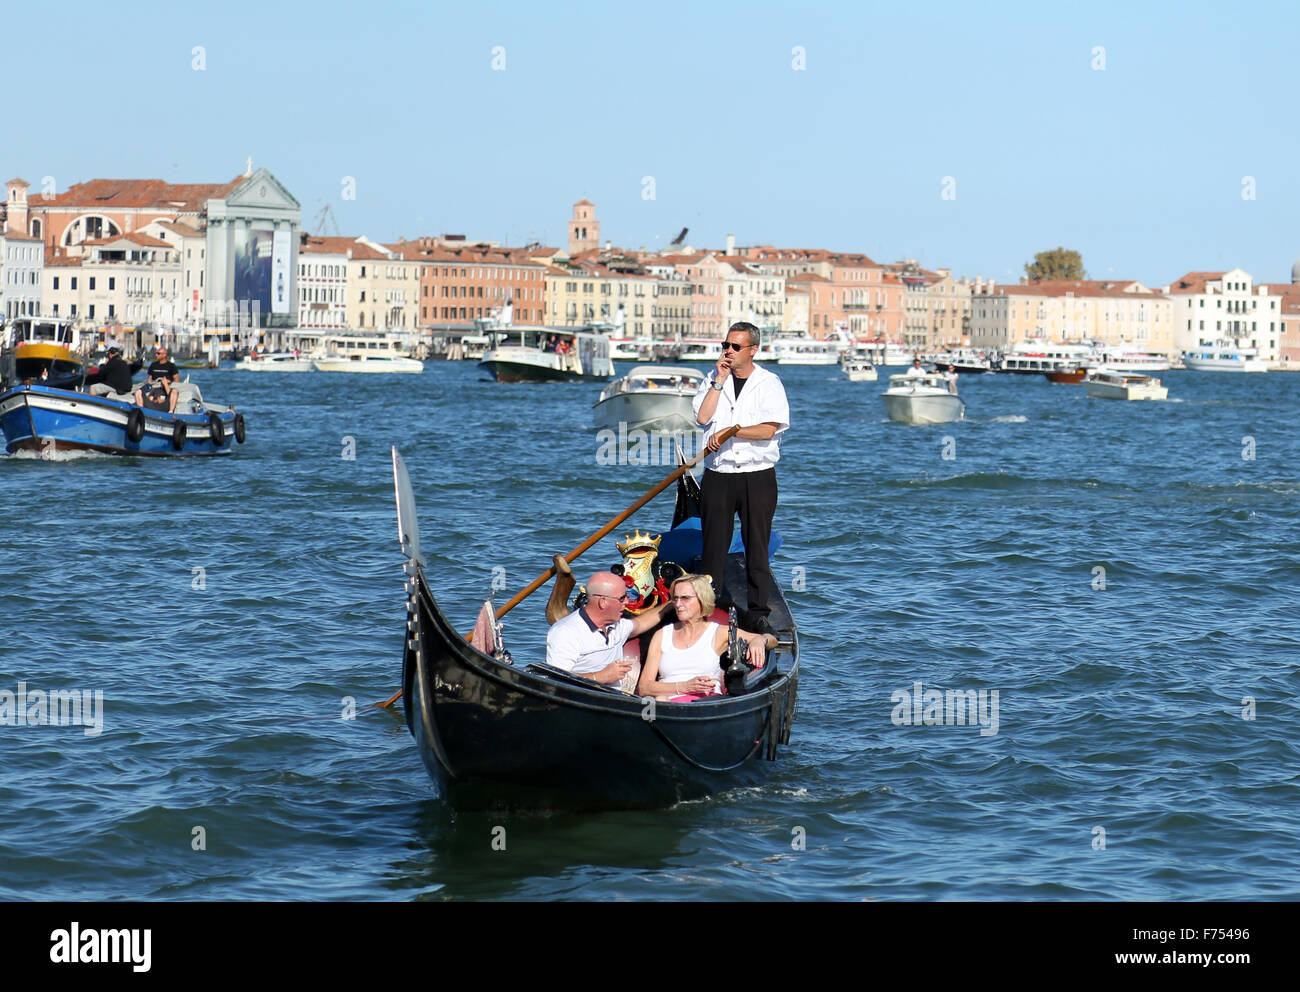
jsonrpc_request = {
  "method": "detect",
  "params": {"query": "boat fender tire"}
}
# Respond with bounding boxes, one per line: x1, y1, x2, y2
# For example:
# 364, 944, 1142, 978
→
233, 412, 246, 444
209, 412, 226, 447
171, 419, 187, 451
126, 408, 145, 443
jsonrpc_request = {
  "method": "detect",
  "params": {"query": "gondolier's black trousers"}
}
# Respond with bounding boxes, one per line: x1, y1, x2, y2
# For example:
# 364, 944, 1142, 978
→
700, 468, 777, 620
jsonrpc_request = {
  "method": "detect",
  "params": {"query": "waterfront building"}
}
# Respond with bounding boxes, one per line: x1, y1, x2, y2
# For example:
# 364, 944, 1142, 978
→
896, 264, 973, 351
297, 237, 351, 332
1161, 268, 1281, 359
971, 279, 1175, 354
782, 274, 819, 333
718, 256, 785, 338
40, 233, 182, 350
396, 239, 546, 327
7, 167, 301, 347
1, 232, 44, 321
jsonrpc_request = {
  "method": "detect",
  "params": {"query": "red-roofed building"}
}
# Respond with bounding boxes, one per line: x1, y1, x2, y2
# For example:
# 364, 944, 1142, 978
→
394, 238, 547, 327
5, 168, 303, 352
1161, 268, 1281, 358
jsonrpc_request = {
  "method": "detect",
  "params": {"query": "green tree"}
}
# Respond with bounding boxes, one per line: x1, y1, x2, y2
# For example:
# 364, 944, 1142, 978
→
1024, 247, 1085, 281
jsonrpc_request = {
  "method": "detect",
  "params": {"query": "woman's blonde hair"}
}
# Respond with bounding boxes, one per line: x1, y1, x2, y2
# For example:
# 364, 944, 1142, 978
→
672, 573, 715, 618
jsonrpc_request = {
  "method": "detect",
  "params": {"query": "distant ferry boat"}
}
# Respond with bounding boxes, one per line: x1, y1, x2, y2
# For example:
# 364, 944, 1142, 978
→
479, 326, 614, 382
999, 342, 1092, 374
770, 331, 842, 365
1091, 347, 1171, 373
1182, 345, 1268, 373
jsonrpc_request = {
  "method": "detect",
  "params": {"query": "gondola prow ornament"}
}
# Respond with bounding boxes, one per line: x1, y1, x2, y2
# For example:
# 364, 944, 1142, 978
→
561, 529, 684, 619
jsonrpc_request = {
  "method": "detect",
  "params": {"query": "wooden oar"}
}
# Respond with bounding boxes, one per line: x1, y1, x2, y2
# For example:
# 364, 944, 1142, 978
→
486, 424, 739, 627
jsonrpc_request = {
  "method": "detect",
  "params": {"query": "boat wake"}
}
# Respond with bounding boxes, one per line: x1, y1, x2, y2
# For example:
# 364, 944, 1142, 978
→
4, 447, 114, 463
990, 414, 1028, 423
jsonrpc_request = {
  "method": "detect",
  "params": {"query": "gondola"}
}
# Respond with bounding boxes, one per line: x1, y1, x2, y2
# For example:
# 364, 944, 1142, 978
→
391, 446, 799, 810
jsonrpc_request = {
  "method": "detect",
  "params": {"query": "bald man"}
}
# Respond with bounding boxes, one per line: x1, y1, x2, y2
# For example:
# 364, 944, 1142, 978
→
545, 570, 675, 690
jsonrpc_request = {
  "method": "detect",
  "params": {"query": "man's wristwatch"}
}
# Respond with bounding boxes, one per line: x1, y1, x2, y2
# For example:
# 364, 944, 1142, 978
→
712, 380, 724, 391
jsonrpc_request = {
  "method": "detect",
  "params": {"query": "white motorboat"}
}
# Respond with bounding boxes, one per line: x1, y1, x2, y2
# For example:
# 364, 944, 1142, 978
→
882, 342, 914, 366
235, 352, 315, 372
479, 327, 614, 382
592, 365, 705, 431
841, 356, 878, 382
312, 334, 424, 373
1182, 345, 1268, 373
881, 373, 964, 424
1083, 369, 1168, 400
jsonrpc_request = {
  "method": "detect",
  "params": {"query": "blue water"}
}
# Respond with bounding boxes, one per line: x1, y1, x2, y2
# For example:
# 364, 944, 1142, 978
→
2, 364, 1298, 900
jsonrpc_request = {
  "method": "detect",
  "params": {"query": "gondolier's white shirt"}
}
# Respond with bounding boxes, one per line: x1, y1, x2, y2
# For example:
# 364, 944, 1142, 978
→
546, 609, 635, 677
692, 363, 790, 473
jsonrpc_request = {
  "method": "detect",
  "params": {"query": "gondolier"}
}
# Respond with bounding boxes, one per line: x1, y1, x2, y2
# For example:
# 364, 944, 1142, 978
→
692, 321, 790, 634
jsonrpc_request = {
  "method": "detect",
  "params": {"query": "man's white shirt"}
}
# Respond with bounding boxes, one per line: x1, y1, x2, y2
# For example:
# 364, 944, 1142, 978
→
545, 609, 634, 676
691, 363, 790, 473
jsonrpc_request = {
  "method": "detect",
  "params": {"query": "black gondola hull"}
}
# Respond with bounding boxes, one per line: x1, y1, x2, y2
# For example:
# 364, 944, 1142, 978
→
402, 561, 798, 811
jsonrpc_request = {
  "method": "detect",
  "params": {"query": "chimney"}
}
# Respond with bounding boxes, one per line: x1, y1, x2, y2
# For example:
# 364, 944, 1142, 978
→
726, 233, 736, 255
605, 240, 611, 252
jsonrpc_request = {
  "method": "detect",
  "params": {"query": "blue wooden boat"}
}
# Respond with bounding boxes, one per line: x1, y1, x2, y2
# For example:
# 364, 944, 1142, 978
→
0, 382, 245, 456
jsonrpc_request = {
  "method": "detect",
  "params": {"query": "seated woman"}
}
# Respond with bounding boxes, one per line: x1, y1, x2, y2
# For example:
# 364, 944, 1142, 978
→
637, 573, 775, 702
134, 375, 178, 414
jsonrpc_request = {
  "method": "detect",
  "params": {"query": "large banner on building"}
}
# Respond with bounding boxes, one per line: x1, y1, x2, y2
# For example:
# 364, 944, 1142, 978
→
272, 229, 291, 315
233, 223, 275, 320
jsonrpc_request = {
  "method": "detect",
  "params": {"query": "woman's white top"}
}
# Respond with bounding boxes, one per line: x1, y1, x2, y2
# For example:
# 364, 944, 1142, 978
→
657, 622, 723, 684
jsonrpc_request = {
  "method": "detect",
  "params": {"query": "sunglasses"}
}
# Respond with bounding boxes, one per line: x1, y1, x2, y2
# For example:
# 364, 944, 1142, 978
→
600, 591, 629, 603
721, 340, 752, 352
671, 593, 697, 601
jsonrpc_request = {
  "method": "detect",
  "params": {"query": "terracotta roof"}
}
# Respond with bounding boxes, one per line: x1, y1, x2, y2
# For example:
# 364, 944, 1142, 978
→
299, 236, 357, 256
787, 272, 830, 283
31, 176, 245, 211
153, 220, 203, 237
6, 178, 30, 187
979, 280, 1165, 300
1166, 271, 1228, 294
575, 198, 594, 206
46, 256, 82, 267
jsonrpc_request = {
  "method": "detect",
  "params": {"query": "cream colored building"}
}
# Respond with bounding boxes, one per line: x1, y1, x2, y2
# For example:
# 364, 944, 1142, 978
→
41, 233, 183, 343
1161, 268, 1282, 359
718, 257, 784, 336
297, 238, 351, 331
348, 236, 418, 333
970, 279, 1175, 354
900, 267, 973, 350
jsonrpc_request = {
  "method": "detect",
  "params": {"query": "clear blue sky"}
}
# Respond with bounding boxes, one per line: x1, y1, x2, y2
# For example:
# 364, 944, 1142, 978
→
11, 0, 1300, 286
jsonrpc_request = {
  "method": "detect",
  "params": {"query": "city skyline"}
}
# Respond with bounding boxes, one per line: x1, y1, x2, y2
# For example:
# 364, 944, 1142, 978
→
7, 0, 1299, 287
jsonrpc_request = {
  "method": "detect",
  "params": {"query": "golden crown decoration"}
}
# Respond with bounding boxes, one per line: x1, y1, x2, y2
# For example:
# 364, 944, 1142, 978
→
615, 529, 662, 556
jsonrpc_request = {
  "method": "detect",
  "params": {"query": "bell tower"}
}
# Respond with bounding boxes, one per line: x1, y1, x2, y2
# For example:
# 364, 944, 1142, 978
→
5, 178, 30, 236
568, 199, 598, 255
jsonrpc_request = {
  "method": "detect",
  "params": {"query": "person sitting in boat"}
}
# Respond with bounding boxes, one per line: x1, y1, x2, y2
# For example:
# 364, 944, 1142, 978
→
545, 570, 675, 692
556, 337, 571, 356
134, 374, 178, 414
905, 357, 926, 377
87, 347, 140, 397
943, 364, 958, 394
543, 335, 558, 353
147, 346, 181, 386
637, 573, 775, 702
